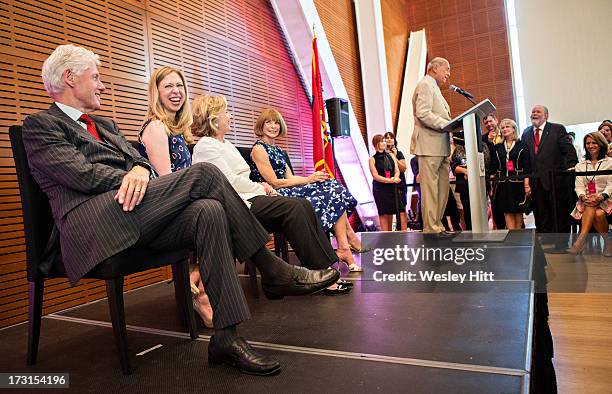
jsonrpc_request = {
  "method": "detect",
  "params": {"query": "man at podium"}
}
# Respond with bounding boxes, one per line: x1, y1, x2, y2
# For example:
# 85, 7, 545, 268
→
411, 57, 453, 234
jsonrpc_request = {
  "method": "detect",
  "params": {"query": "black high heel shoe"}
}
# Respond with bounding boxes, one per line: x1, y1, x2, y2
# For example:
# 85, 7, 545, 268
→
349, 245, 372, 253
323, 283, 352, 295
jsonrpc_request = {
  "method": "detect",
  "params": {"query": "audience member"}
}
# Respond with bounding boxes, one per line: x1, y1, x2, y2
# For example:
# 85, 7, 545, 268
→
189, 94, 351, 295
483, 112, 503, 145
249, 109, 362, 271
409, 156, 423, 230
451, 132, 491, 230
24, 45, 338, 376
369, 134, 402, 231
568, 132, 612, 256
482, 113, 506, 229
411, 57, 453, 235
490, 119, 532, 229
137, 66, 214, 327
568, 132, 583, 162
442, 182, 462, 232
597, 120, 612, 144
384, 132, 408, 230
522, 105, 578, 234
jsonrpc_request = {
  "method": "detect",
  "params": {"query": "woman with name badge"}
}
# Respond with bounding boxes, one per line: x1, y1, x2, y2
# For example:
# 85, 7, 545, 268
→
369, 134, 402, 231
568, 131, 612, 255
490, 118, 531, 230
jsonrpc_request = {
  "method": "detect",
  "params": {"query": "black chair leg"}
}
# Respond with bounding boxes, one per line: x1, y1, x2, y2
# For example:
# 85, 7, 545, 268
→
106, 278, 132, 375
280, 235, 289, 263
172, 260, 197, 339
27, 279, 44, 365
273, 233, 290, 263
245, 260, 259, 298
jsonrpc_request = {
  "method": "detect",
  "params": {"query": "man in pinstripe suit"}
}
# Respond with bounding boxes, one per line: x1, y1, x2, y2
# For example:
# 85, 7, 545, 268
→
21, 44, 339, 376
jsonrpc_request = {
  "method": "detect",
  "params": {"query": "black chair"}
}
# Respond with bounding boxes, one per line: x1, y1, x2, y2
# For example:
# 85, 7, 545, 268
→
235, 146, 298, 297
236, 146, 291, 263
9, 126, 197, 375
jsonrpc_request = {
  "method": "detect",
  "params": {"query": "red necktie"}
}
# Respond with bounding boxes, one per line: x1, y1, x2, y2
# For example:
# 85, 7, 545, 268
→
79, 114, 102, 142
534, 128, 540, 154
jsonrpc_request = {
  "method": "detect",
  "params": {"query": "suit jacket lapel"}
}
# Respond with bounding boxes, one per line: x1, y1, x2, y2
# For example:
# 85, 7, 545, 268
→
91, 117, 131, 155
441, 93, 451, 118
48, 104, 98, 143
537, 123, 551, 155
430, 78, 451, 118
48, 104, 133, 157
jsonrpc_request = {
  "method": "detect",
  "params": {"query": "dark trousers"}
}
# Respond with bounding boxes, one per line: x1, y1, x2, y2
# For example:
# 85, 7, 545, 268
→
533, 178, 573, 234
492, 193, 506, 230
133, 162, 269, 329
459, 190, 472, 231
248, 195, 337, 270
443, 188, 461, 231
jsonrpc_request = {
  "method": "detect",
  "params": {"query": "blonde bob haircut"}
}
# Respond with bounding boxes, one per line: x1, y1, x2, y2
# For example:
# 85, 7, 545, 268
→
498, 118, 519, 141
191, 94, 228, 138
254, 108, 287, 138
147, 66, 193, 143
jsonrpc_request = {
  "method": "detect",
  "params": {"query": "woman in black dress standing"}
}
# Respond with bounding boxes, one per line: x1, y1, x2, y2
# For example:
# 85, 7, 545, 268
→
384, 132, 408, 230
451, 132, 491, 230
490, 118, 532, 229
369, 134, 402, 231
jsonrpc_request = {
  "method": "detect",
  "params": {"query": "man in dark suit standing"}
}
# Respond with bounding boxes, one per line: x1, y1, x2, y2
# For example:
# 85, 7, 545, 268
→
22, 44, 338, 375
522, 105, 578, 234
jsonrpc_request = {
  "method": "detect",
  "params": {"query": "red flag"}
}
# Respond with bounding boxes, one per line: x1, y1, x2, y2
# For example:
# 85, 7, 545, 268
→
312, 35, 335, 178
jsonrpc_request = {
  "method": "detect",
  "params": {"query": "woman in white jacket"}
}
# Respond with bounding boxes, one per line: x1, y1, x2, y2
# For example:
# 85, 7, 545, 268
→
568, 131, 612, 255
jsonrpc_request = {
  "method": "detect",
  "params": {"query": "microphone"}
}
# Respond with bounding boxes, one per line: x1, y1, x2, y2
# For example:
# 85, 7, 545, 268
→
450, 85, 475, 99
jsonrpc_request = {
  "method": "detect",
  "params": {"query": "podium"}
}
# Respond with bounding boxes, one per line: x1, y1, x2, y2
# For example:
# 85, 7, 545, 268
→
442, 99, 508, 242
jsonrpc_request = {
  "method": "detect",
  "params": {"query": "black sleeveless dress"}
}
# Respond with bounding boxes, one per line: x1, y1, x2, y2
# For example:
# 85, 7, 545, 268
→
372, 151, 405, 215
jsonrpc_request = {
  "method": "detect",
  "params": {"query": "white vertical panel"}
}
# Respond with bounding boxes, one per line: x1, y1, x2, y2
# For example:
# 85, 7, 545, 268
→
270, 0, 379, 223
513, 0, 612, 127
353, 0, 393, 154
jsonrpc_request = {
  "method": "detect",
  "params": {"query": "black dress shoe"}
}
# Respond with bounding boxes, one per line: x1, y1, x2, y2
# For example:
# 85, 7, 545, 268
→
323, 284, 352, 295
208, 336, 280, 376
261, 267, 340, 299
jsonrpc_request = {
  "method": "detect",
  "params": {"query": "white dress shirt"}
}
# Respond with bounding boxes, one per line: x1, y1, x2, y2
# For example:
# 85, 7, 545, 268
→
534, 121, 547, 141
192, 137, 265, 206
574, 157, 612, 197
56, 102, 88, 130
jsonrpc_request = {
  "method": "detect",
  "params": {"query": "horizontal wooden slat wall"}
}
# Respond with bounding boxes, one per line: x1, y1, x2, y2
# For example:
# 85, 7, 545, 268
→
0, 0, 312, 328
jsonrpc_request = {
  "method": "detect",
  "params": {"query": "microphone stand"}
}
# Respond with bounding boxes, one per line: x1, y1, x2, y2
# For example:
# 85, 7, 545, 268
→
451, 86, 478, 105
461, 94, 478, 106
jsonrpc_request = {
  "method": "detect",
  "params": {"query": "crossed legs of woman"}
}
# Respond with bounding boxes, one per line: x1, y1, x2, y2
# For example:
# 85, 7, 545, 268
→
568, 206, 610, 255
333, 212, 364, 272
190, 267, 214, 328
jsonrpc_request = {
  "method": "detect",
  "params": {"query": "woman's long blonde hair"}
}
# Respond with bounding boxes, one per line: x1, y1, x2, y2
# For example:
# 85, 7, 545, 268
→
146, 66, 193, 143
191, 95, 228, 137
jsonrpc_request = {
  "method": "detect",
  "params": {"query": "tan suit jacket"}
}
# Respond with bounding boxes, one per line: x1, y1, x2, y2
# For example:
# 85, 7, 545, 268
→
411, 74, 452, 156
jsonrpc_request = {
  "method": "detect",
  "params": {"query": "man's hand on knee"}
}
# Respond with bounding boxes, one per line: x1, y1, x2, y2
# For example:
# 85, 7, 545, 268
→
115, 166, 150, 211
